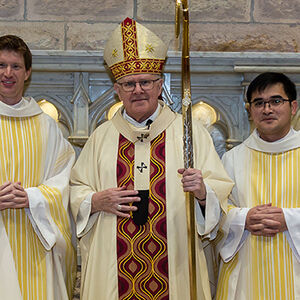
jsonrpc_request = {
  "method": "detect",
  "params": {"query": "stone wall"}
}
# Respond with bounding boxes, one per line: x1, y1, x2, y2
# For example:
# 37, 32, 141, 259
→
0, 0, 299, 52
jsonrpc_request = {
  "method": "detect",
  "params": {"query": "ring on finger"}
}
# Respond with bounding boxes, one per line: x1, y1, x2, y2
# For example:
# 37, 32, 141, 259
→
117, 204, 122, 211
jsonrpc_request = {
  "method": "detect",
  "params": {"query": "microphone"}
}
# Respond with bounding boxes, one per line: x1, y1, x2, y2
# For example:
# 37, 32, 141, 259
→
146, 119, 153, 129
132, 190, 149, 225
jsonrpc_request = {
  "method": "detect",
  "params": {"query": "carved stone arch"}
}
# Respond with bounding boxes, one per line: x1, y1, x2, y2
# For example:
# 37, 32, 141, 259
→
191, 97, 230, 156
89, 86, 117, 133
207, 120, 229, 157
213, 95, 250, 145
192, 96, 225, 129
192, 95, 249, 145
31, 94, 74, 134
210, 120, 228, 138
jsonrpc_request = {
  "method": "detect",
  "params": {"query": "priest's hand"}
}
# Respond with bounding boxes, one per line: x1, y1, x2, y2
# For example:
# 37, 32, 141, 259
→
178, 168, 206, 206
0, 181, 29, 210
91, 186, 141, 217
245, 203, 287, 237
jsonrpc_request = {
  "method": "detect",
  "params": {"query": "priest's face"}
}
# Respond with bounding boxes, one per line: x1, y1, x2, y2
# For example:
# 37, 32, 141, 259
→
0, 50, 31, 105
248, 83, 298, 142
114, 73, 163, 123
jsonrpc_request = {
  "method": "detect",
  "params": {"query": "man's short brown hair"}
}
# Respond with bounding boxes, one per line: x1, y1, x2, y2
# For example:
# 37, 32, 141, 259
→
0, 35, 32, 71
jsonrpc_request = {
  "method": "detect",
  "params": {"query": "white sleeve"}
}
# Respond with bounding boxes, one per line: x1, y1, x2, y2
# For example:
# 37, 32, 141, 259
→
219, 207, 250, 262
76, 192, 100, 238
25, 189, 56, 250
196, 183, 220, 239
24, 118, 75, 250
25, 145, 74, 250
283, 208, 300, 262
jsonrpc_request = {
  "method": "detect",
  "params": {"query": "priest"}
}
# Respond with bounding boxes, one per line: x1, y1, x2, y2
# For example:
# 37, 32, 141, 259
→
217, 72, 300, 300
0, 35, 76, 299
71, 17, 233, 300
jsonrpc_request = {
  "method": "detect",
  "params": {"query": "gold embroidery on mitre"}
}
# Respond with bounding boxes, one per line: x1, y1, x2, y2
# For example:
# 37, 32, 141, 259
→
122, 19, 138, 61
112, 49, 118, 58
103, 17, 168, 80
145, 44, 154, 53
111, 58, 165, 78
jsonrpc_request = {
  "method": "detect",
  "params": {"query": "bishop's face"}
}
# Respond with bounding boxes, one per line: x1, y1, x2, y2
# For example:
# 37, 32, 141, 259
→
0, 50, 31, 105
114, 73, 163, 123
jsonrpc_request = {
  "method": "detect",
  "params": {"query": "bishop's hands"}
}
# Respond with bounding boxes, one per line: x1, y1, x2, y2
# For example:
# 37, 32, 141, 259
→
91, 186, 141, 218
245, 203, 287, 237
0, 181, 29, 210
178, 168, 206, 206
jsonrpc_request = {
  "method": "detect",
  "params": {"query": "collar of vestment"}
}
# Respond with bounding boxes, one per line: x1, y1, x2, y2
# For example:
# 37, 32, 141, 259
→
112, 100, 176, 143
0, 97, 43, 117
244, 128, 300, 153
123, 104, 160, 128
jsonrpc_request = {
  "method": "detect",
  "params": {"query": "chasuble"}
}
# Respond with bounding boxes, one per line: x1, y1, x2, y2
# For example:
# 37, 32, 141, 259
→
0, 97, 76, 300
217, 129, 300, 300
71, 103, 233, 300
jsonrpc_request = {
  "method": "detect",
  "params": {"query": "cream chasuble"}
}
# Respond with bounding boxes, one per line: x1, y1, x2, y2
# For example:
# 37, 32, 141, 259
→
71, 102, 233, 300
217, 129, 300, 300
0, 97, 76, 300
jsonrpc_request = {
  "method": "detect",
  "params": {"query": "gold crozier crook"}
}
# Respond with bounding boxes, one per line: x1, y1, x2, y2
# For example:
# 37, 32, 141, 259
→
175, 1, 197, 299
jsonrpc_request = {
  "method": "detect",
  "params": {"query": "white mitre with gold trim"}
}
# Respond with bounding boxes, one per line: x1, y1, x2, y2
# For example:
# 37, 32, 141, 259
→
103, 17, 168, 80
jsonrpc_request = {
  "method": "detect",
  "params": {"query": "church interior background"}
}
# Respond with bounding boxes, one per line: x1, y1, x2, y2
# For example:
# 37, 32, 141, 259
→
1, 0, 300, 298
25, 50, 300, 158
1, 0, 299, 158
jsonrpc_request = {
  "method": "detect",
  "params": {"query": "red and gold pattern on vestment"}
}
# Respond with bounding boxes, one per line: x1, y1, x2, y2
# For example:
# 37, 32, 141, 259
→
116, 132, 169, 300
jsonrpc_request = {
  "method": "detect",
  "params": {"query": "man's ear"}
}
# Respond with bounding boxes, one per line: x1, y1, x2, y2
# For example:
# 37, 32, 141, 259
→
157, 78, 164, 95
245, 102, 252, 120
113, 82, 120, 93
291, 100, 298, 116
25, 67, 32, 81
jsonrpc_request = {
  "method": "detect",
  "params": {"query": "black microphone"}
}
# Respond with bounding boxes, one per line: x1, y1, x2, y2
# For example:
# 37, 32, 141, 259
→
146, 119, 153, 129
132, 190, 149, 225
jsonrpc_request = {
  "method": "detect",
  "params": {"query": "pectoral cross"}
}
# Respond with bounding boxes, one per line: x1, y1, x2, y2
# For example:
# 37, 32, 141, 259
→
137, 133, 149, 142
137, 162, 147, 173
